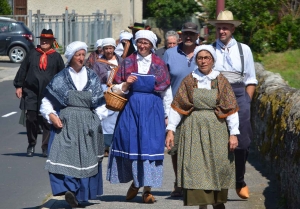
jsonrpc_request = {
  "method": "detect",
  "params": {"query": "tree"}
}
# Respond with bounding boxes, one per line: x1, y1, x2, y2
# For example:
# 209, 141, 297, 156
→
144, 0, 203, 29
204, 0, 300, 54
0, 0, 12, 15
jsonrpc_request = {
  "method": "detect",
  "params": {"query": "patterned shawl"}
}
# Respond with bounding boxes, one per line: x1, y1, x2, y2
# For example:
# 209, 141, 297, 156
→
93, 53, 123, 84
114, 52, 170, 91
171, 73, 239, 118
44, 66, 105, 108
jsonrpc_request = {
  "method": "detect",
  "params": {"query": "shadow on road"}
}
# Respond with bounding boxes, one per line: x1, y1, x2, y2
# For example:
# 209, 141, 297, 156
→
247, 147, 280, 209
2, 152, 45, 157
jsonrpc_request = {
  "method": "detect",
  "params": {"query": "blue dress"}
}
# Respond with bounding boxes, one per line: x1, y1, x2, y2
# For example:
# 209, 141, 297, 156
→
106, 73, 165, 188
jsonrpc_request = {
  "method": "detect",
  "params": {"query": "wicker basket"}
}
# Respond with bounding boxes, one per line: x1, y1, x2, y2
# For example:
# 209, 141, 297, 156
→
104, 85, 127, 111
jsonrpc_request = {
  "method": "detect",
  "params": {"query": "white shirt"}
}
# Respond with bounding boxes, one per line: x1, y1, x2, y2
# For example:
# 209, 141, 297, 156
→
214, 41, 258, 85
166, 69, 240, 135
114, 53, 173, 118
40, 66, 110, 123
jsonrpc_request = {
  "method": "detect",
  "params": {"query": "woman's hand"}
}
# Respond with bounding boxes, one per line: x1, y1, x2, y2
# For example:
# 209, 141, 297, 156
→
229, 135, 238, 152
165, 130, 174, 150
122, 75, 137, 92
49, 113, 63, 129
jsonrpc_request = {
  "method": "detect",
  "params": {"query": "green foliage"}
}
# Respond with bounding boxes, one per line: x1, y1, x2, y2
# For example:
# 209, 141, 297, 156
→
0, 0, 12, 15
144, 0, 202, 29
145, 0, 202, 18
271, 15, 300, 52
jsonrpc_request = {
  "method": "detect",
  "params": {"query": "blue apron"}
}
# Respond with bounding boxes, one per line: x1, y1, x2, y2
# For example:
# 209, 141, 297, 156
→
111, 73, 165, 161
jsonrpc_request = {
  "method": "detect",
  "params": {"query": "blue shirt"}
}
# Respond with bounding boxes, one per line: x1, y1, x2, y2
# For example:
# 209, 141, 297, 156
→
163, 43, 196, 96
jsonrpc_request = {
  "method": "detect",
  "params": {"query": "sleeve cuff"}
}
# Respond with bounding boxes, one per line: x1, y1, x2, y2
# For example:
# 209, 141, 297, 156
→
230, 128, 240, 135
166, 124, 176, 132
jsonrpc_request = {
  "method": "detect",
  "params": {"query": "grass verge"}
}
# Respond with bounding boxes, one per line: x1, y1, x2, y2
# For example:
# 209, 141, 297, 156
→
260, 49, 300, 89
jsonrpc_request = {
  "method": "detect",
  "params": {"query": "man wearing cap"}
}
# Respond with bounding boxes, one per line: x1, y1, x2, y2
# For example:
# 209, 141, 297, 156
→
92, 38, 123, 157
208, 10, 258, 199
13, 29, 65, 157
163, 22, 199, 197
155, 30, 179, 59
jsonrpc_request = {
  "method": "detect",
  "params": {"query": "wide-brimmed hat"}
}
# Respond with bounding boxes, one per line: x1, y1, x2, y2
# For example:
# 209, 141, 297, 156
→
36, 29, 56, 39
128, 22, 145, 30
181, 22, 199, 34
207, 10, 241, 27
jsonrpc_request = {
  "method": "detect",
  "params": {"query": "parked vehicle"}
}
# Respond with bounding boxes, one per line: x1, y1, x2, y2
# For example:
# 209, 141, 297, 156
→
0, 17, 35, 63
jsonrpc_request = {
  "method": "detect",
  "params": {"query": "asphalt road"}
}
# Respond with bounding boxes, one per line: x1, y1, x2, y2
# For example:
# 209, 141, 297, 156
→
0, 58, 279, 209
0, 80, 52, 209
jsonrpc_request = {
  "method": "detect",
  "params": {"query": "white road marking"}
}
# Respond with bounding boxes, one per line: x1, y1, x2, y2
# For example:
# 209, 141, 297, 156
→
2, 112, 17, 117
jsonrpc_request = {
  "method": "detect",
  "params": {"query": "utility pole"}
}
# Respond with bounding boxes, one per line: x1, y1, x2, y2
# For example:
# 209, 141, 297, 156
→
215, 0, 225, 38
216, 0, 225, 17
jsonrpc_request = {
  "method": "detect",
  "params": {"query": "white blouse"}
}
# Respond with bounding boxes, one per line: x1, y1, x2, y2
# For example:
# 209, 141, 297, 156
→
40, 66, 111, 123
166, 69, 240, 135
114, 53, 173, 118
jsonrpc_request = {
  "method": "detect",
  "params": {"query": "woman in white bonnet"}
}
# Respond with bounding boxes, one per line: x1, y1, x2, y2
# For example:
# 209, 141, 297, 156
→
85, 38, 104, 68
165, 45, 239, 209
107, 30, 172, 204
40, 41, 108, 207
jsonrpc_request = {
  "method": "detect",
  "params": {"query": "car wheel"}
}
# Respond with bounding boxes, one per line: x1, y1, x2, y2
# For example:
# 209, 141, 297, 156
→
9, 46, 27, 63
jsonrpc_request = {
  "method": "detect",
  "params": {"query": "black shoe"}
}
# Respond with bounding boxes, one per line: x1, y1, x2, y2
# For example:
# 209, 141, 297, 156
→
42, 149, 48, 158
65, 191, 79, 207
27, 145, 35, 157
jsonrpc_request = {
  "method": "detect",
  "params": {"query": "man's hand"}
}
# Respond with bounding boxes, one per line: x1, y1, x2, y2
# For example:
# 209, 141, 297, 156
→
49, 113, 63, 129
229, 135, 238, 152
165, 130, 174, 150
15, 88, 22, 98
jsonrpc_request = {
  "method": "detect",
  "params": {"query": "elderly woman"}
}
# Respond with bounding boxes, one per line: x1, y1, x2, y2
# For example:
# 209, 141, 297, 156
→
165, 45, 240, 209
85, 38, 103, 68
106, 30, 172, 203
40, 41, 107, 207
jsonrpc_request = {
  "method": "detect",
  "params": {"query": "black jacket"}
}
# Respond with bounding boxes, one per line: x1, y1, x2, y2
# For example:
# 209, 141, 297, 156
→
13, 48, 65, 111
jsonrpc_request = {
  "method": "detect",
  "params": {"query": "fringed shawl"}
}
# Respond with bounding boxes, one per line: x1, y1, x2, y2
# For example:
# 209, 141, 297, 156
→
44, 66, 104, 108
114, 52, 170, 91
171, 73, 239, 118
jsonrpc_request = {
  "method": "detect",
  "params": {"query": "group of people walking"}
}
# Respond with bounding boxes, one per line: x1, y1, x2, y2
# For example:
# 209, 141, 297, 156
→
13, 10, 257, 209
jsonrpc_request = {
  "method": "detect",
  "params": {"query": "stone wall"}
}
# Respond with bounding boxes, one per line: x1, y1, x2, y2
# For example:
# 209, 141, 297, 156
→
252, 63, 300, 209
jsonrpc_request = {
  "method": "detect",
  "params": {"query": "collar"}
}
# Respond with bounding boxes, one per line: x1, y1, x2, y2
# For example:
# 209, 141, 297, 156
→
137, 52, 152, 62
192, 69, 220, 81
69, 66, 86, 74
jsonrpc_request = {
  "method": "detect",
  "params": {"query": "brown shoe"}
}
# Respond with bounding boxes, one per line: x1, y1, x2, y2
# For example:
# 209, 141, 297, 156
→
236, 185, 250, 199
126, 183, 140, 200
142, 191, 155, 204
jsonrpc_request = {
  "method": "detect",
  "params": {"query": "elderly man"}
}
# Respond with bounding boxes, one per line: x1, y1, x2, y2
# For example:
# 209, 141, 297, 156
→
163, 22, 199, 197
156, 30, 179, 59
208, 10, 258, 199
13, 29, 65, 157
92, 38, 123, 156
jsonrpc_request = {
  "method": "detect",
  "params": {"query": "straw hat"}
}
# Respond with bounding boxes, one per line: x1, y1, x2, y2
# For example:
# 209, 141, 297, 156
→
207, 10, 241, 27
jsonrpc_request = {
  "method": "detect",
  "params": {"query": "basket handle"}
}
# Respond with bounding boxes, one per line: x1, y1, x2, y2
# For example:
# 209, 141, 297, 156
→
106, 67, 118, 87
96, 58, 119, 87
